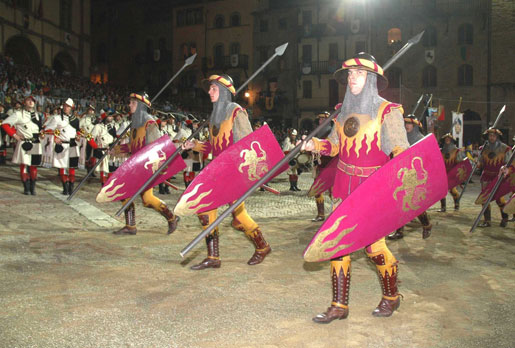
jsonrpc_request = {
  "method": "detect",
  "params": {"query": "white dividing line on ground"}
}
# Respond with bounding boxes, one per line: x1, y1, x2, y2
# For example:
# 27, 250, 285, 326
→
9, 167, 119, 228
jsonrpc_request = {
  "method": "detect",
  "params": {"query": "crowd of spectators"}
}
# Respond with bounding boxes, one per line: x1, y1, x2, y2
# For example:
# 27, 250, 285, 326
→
1, 54, 296, 144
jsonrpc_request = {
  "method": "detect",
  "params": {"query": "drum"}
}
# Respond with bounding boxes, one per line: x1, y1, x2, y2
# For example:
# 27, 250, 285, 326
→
297, 153, 310, 166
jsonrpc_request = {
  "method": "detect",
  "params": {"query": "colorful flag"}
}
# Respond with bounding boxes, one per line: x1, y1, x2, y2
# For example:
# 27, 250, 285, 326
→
452, 111, 464, 148
438, 105, 445, 121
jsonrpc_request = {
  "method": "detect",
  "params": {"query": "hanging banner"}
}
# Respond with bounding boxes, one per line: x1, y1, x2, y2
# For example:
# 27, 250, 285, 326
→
452, 111, 464, 148
427, 107, 438, 134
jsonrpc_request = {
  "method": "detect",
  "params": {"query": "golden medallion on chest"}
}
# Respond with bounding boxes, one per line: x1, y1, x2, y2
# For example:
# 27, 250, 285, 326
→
344, 117, 360, 137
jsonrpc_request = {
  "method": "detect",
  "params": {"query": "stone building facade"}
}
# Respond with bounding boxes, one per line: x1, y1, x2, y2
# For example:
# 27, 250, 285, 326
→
0, 0, 91, 77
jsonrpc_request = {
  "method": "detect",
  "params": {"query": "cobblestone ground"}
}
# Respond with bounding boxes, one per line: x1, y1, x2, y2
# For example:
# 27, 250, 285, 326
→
0, 162, 514, 348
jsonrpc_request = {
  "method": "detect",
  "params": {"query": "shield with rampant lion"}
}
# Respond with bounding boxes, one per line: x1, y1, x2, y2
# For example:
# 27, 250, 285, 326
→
303, 134, 447, 262
174, 125, 286, 216
96, 135, 186, 203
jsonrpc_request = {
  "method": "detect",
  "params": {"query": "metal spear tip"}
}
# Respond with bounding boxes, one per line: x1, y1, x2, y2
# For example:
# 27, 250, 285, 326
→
275, 42, 289, 56
185, 53, 197, 66
409, 31, 425, 44
416, 94, 424, 103
500, 104, 506, 114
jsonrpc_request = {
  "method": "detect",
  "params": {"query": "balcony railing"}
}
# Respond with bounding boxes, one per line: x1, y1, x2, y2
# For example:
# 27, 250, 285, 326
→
299, 60, 342, 75
202, 54, 249, 71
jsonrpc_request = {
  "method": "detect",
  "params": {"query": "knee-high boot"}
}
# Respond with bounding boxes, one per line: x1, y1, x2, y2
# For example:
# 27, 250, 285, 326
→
114, 202, 137, 235
245, 228, 271, 265
437, 198, 446, 212
313, 257, 350, 323
498, 201, 508, 227
478, 205, 491, 227
368, 251, 400, 317
191, 214, 221, 270
418, 212, 432, 239
160, 205, 180, 235
312, 195, 325, 222
29, 166, 37, 195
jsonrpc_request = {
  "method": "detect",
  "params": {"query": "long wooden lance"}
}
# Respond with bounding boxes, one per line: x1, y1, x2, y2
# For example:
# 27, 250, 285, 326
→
115, 43, 289, 217
180, 31, 425, 258
457, 104, 506, 204
470, 143, 515, 233
68, 54, 197, 201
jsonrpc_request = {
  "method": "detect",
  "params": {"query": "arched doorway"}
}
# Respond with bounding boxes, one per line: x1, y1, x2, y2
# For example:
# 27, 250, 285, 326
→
4, 35, 41, 69
53, 51, 76, 75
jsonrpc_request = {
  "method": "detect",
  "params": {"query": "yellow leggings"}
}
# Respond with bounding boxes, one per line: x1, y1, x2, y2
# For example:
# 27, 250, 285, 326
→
122, 188, 166, 212
197, 201, 258, 235
331, 238, 397, 291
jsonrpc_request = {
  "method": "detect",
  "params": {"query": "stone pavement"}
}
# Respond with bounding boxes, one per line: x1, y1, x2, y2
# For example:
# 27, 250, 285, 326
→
0, 164, 514, 348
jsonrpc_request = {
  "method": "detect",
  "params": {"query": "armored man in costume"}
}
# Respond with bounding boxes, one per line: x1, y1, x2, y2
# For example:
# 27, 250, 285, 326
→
311, 111, 334, 222
303, 53, 409, 323
438, 133, 465, 212
476, 127, 511, 227
388, 114, 432, 239
113, 92, 180, 235
183, 75, 271, 269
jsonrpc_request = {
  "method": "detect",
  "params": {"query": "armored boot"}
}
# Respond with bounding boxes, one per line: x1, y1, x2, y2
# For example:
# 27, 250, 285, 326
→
387, 227, 404, 240
246, 228, 271, 265
418, 212, 432, 239
500, 207, 508, 228
313, 258, 350, 323
451, 188, 460, 210
190, 230, 221, 270
158, 183, 165, 194
478, 205, 491, 227
369, 251, 400, 317
312, 196, 325, 222
437, 198, 446, 212
293, 175, 301, 191
114, 202, 137, 235
160, 205, 180, 235
289, 175, 296, 191
29, 179, 37, 196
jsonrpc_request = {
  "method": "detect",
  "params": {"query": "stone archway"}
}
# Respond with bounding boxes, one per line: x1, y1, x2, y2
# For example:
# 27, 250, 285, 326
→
53, 51, 76, 75
4, 35, 41, 69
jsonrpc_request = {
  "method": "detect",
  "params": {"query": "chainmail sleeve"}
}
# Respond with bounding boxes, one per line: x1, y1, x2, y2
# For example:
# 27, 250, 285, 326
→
232, 108, 253, 143
145, 120, 161, 145
381, 107, 409, 157
312, 121, 340, 157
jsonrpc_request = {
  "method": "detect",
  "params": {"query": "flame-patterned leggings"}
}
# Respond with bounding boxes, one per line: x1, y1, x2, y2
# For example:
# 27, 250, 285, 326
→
197, 201, 258, 235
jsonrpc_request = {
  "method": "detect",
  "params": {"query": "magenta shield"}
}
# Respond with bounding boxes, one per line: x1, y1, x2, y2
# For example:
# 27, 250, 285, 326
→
303, 134, 447, 262
174, 125, 285, 216
447, 159, 472, 190
96, 135, 186, 203
308, 157, 337, 197
475, 171, 515, 205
